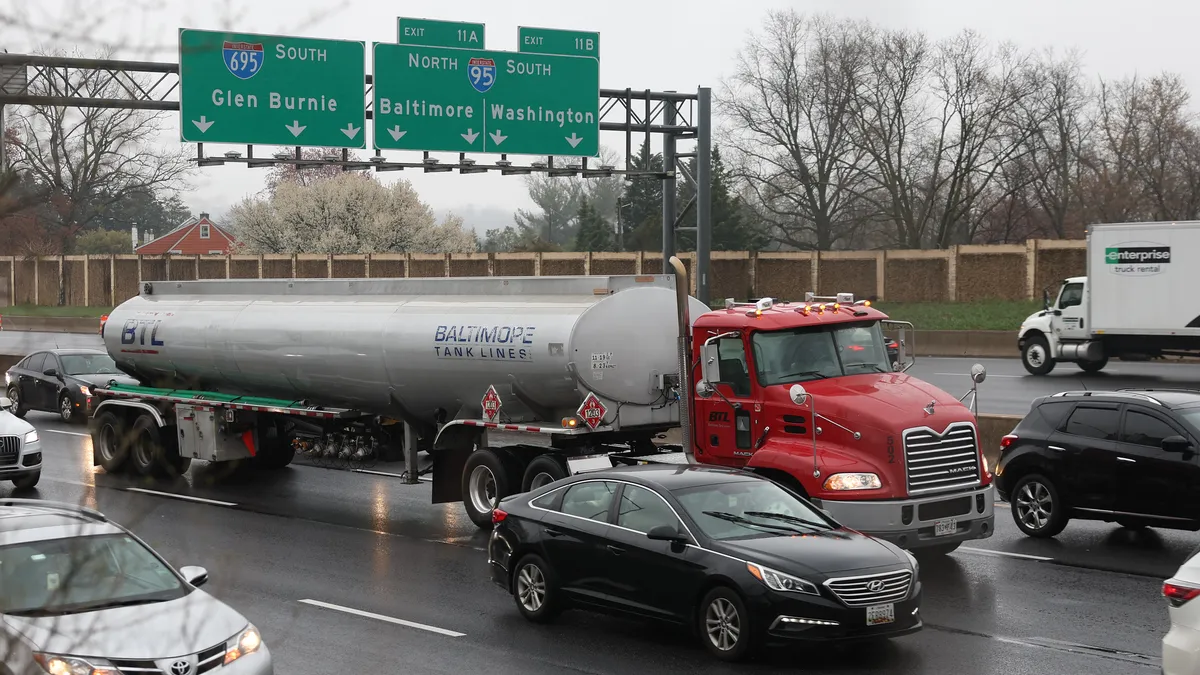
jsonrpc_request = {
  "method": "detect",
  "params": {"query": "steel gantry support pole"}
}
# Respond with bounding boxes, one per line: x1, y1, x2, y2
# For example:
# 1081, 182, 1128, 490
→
696, 87, 712, 306
661, 94, 678, 269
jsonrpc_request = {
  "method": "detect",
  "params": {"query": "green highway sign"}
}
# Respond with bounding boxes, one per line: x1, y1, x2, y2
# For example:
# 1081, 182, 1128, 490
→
178, 29, 366, 148
372, 43, 599, 156
518, 26, 599, 58
397, 17, 485, 48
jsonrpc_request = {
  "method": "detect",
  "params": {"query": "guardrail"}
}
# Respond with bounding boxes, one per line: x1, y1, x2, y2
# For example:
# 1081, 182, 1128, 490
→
0, 316, 101, 334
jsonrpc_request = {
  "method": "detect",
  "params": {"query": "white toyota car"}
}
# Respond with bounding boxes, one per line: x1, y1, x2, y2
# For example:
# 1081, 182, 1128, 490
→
1164, 547, 1200, 673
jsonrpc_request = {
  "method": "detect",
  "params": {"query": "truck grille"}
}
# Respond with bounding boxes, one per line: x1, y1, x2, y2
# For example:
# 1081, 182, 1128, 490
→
0, 436, 19, 467
903, 422, 980, 494
826, 570, 913, 607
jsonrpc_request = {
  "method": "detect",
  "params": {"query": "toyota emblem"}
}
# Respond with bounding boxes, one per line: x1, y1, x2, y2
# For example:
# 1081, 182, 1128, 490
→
866, 579, 885, 592
170, 660, 191, 675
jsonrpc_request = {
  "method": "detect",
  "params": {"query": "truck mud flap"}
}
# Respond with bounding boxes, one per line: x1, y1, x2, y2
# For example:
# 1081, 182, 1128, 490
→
431, 446, 470, 504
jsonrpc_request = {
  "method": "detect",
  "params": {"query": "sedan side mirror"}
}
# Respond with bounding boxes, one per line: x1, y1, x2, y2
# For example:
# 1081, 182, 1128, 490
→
42, 368, 58, 378
646, 524, 688, 544
1162, 435, 1193, 454
0, 397, 12, 411
179, 565, 209, 587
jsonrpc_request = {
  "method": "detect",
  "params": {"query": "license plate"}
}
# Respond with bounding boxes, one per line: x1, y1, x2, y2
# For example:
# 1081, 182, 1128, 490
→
934, 519, 957, 536
866, 603, 895, 626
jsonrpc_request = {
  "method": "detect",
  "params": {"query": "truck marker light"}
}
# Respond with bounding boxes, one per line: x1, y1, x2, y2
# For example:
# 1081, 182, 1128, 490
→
561, 417, 579, 429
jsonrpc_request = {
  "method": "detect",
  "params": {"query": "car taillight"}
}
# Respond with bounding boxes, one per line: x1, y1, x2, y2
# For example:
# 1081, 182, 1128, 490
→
492, 507, 508, 524
1000, 434, 1017, 451
1165, 581, 1200, 608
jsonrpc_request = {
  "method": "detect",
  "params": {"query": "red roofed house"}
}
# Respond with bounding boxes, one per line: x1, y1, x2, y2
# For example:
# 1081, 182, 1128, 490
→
135, 213, 238, 255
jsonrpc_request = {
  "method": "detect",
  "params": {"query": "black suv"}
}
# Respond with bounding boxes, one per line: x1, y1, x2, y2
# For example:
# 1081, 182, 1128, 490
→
995, 389, 1200, 538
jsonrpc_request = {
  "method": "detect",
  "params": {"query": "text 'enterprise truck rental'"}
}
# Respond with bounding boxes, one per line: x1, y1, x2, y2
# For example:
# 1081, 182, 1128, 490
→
92, 261, 994, 555
1019, 221, 1200, 375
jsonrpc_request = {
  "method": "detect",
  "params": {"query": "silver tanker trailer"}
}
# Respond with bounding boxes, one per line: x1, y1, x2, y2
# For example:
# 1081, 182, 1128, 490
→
90, 261, 702, 526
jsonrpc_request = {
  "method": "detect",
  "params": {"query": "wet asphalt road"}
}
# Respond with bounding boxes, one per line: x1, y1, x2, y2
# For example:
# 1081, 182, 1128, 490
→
0, 411, 1182, 674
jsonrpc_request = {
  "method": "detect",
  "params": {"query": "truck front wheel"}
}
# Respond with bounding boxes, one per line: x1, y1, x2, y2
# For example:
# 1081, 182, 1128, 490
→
462, 448, 513, 529
1021, 335, 1056, 375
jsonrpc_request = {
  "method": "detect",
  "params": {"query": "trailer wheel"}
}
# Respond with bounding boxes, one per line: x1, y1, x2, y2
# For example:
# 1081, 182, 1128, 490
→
462, 448, 512, 529
522, 455, 568, 492
129, 413, 167, 477
92, 411, 129, 473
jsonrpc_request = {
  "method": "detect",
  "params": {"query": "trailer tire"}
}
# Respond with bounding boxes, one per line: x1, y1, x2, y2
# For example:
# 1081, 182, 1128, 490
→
462, 448, 512, 529
129, 413, 167, 477
92, 411, 129, 473
522, 454, 569, 492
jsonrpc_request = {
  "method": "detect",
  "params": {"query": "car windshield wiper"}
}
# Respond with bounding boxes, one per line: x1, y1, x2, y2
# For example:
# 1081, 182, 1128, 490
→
701, 510, 807, 536
66, 597, 165, 613
744, 511, 834, 530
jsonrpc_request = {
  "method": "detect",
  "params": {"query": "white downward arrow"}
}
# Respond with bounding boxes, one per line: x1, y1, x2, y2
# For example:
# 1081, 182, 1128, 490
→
387, 126, 407, 141
461, 128, 480, 144
489, 130, 508, 146
341, 123, 361, 140
565, 133, 583, 148
192, 116, 214, 133
285, 120, 306, 137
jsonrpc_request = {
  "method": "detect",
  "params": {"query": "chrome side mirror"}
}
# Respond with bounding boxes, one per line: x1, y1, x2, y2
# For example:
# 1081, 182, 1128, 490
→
696, 380, 716, 399
970, 363, 987, 384
789, 384, 809, 406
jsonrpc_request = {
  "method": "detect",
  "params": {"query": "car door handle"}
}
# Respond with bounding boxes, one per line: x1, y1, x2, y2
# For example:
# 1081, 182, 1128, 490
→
606, 544, 625, 555
1048, 445, 1066, 452
1117, 456, 1136, 463
544, 527, 564, 538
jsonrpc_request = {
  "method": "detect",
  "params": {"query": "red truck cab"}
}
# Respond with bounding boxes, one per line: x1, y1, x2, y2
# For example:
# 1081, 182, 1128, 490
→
689, 293, 994, 555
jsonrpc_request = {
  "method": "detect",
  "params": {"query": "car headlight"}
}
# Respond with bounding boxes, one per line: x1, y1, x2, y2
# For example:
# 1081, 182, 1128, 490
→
24, 429, 38, 444
224, 624, 264, 664
33, 653, 118, 674
746, 562, 820, 596
79, 385, 90, 396
823, 473, 881, 491
904, 549, 920, 577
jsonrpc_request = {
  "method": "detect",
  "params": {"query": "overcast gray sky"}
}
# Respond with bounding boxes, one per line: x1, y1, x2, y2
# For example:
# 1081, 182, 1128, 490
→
6, 0, 1199, 232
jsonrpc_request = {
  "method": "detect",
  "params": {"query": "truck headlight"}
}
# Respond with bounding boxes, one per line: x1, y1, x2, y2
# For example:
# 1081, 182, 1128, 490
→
746, 562, 820, 596
823, 473, 882, 491
224, 624, 263, 664
24, 430, 38, 444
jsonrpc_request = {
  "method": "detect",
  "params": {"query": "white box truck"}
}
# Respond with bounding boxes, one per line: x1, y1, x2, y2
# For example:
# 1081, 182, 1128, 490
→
1018, 221, 1200, 375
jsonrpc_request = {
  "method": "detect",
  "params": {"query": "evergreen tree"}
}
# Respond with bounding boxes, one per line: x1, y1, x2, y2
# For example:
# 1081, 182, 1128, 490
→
619, 140, 663, 251
573, 198, 615, 252
676, 145, 767, 251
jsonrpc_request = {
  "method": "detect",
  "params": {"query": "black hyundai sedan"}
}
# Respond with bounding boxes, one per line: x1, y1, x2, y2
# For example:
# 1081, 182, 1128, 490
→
488, 464, 922, 662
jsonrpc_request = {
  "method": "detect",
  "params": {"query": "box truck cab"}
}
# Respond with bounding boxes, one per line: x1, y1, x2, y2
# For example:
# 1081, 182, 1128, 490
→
692, 295, 995, 556
1018, 221, 1200, 375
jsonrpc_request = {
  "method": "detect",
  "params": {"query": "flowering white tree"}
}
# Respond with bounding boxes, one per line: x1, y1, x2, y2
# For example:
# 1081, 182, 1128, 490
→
228, 173, 478, 254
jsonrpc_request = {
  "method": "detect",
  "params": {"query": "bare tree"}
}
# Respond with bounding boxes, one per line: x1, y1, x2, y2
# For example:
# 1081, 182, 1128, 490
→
8, 48, 194, 244
1017, 50, 1093, 238
852, 29, 1036, 248
719, 11, 871, 250
264, 146, 365, 197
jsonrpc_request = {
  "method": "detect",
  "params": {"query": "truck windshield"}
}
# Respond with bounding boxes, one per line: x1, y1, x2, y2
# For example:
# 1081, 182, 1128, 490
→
752, 322, 891, 386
